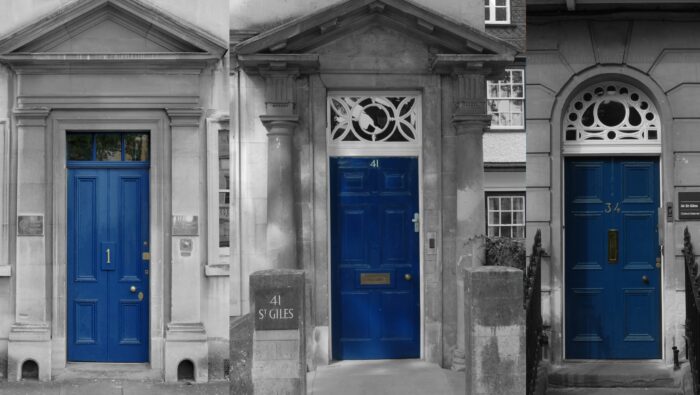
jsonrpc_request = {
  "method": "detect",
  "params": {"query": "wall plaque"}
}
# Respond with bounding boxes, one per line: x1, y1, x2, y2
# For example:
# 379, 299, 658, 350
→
179, 238, 193, 257
679, 192, 700, 220
172, 215, 198, 236
254, 288, 300, 331
17, 215, 43, 236
360, 272, 391, 285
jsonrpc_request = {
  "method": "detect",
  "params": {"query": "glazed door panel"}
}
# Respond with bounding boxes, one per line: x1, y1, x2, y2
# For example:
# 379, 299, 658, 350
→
330, 157, 420, 360
565, 157, 660, 359
68, 168, 149, 362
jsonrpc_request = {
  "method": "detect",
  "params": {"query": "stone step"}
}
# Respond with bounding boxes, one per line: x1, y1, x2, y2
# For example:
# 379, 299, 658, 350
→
546, 387, 682, 395
548, 361, 682, 389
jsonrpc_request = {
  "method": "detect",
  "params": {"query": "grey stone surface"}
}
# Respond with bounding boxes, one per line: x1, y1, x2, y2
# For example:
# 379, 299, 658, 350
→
230, 314, 253, 395
0, 379, 229, 395
464, 265, 525, 395
249, 269, 305, 395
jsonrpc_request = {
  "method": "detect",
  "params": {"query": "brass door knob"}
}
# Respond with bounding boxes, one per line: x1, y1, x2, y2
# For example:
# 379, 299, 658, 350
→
642, 275, 649, 284
130, 285, 137, 293
404, 273, 412, 281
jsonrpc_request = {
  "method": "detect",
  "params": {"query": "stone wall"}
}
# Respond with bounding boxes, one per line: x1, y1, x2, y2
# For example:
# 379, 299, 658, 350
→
526, 11, 700, 364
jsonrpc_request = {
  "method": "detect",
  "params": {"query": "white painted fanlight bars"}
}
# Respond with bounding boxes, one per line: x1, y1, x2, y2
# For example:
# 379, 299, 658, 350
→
562, 82, 661, 155
327, 93, 422, 153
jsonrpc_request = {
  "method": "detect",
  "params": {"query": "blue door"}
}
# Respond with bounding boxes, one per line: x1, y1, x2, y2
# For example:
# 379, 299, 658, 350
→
67, 168, 149, 362
330, 157, 420, 360
565, 157, 660, 359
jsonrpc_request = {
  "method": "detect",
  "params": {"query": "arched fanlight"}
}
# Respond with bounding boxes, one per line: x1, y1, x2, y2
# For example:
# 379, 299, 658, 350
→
564, 82, 660, 147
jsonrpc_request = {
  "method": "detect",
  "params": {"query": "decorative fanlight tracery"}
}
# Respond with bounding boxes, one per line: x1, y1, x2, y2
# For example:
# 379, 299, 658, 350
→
328, 96, 419, 144
564, 82, 660, 146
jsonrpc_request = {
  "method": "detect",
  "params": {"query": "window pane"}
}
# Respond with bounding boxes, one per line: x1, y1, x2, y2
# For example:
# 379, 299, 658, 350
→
513, 197, 524, 210
219, 130, 230, 190
488, 197, 499, 210
495, 7, 507, 21
488, 226, 498, 237
125, 134, 149, 161
219, 218, 230, 247
501, 227, 512, 238
500, 85, 511, 97
514, 212, 524, 225
496, 0, 507, 5
489, 212, 500, 225
501, 197, 511, 211
485, 7, 490, 20
501, 212, 512, 225
513, 85, 524, 98
514, 226, 525, 239
513, 71, 523, 84
96, 134, 121, 161
67, 134, 93, 161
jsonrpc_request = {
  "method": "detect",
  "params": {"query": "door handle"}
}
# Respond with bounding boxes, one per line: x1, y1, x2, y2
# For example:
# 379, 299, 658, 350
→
404, 273, 412, 281
642, 275, 649, 284
130, 285, 137, 293
106, 248, 111, 264
608, 229, 618, 263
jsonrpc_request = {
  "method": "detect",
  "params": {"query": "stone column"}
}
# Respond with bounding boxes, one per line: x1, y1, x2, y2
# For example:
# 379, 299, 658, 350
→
260, 70, 299, 270
164, 108, 208, 383
8, 108, 52, 382
451, 71, 492, 370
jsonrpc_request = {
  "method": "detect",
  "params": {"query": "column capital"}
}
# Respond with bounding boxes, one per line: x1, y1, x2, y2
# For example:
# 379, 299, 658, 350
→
260, 114, 299, 135
13, 107, 50, 127
166, 107, 203, 127
452, 114, 491, 135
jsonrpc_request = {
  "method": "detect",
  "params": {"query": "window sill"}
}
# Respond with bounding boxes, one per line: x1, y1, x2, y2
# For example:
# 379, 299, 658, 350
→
205, 264, 229, 277
485, 22, 514, 27
0, 265, 11, 277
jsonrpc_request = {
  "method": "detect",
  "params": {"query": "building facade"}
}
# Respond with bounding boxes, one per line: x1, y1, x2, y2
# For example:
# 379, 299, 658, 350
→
0, 0, 230, 382
229, 0, 524, 370
526, 0, 700, 367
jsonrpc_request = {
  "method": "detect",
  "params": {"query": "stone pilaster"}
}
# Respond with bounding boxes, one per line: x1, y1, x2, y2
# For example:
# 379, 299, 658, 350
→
8, 107, 52, 382
164, 108, 208, 383
260, 68, 300, 270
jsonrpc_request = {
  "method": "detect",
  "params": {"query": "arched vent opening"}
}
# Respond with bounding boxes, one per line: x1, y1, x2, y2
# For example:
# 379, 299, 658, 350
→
177, 359, 195, 382
564, 82, 660, 152
21, 359, 39, 380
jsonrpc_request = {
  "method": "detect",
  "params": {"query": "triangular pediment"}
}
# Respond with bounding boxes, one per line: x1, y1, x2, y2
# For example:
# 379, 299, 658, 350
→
0, 0, 226, 59
235, 0, 518, 57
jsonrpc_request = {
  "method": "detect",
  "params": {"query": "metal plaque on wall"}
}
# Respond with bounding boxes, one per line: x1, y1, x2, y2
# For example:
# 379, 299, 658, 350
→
17, 215, 43, 236
679, 192, 700, 220
172, 215, 198, 236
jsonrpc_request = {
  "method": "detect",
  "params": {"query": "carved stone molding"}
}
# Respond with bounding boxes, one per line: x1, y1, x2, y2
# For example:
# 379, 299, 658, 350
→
166, 108, 203, 128
13, 107, 50, 126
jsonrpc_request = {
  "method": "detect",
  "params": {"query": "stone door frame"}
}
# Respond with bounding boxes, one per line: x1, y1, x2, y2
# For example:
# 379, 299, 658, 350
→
319, 86, 432, 362
48, 109, 170, 374
550, 68, 675, 363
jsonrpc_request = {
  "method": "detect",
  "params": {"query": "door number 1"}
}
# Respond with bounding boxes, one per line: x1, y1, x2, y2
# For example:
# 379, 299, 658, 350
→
369, 159, 380, 168
605, 202, 621, 214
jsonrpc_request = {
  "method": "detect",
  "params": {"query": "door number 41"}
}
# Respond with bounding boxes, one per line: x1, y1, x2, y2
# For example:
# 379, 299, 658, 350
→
369, 159, 380, 168
605, 202, 621, 214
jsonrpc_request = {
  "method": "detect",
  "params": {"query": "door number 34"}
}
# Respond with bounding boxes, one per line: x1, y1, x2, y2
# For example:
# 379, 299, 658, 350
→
605, 202, 621, 214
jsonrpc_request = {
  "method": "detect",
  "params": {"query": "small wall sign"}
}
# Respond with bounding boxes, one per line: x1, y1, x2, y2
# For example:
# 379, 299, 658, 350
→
679, 192, 700, 220
172, 215, 198, 236
254, 288, 300, 331
179, 238, 193, 257
17, 215, 43, 236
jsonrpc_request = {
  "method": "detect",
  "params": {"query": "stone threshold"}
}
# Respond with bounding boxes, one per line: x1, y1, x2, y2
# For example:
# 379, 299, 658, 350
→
547, 360, 686, 389
52, 362, 161, 382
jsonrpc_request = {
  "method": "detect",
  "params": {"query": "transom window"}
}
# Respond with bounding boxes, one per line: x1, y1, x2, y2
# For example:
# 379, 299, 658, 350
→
564, 82, 660, 149
484, 0, 510, 24
67, 132, 149, 162
487, 69, 524, 128
487, 193, 525, 238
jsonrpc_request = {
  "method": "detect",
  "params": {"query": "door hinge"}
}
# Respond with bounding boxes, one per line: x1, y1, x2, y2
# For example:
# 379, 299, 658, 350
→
142, 252, 150, 261
412, 213, 420, 233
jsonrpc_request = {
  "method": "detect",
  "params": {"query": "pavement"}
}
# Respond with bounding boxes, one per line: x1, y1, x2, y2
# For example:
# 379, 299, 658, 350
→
0, 359, 464, 395
306, 359, 465, 395
0, 379, 229, 395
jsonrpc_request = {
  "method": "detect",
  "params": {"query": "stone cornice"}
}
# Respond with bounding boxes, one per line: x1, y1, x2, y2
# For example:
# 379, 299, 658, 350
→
166, 108, 203, 128
236, 54, 320, 75
452, 114, 492, 135
13, 108, 51, 127
431, 54, 514, 79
